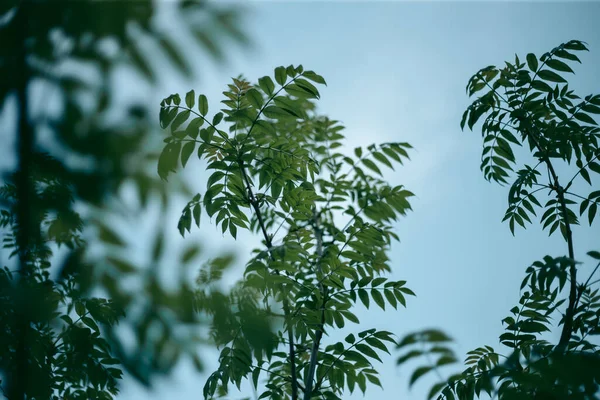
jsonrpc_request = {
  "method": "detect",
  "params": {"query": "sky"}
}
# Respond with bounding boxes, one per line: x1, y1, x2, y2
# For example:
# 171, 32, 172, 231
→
14, 1, 600, 399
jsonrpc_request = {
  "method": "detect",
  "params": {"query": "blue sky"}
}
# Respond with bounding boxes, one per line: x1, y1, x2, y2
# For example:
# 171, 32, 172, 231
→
111, 1, 600, 399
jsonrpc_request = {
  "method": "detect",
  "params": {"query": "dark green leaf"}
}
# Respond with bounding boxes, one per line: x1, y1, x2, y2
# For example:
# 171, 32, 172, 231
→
526, 53, 538, 72
198, 94, 209, 116
358, 289, 369, 309
409, 366, 433, 387
193, 204, 201, 227
75, 301, 85, 317
294, 78, 320, 99
212, 112, 224, 125
362, 159, 382, 176
589, 162, 600, 174
274, 66, 287, 85
538, 69, 567, 83
546, 59, 574, 73
258, 76, 275, 96
172, 110, 190, 131
185, 90, 196, 108
181, 142, 195, 167
531, 80, 553, 92
355, 343, 381, 362
574, 112, 597, 125
588, 250, 600, 260
246, 88, 264, 109
371, 289, 385, 310
82, 316, 99, 332
263, 106, 296, 119
303, 70, 327, 85
564, 40, 588, 51
589, 202, 597, 225
365, 337, 390, 354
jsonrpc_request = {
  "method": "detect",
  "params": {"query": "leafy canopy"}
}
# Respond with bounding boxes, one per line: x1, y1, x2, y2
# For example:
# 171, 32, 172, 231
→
158, 65, 415, 399
398, 39, 600, 400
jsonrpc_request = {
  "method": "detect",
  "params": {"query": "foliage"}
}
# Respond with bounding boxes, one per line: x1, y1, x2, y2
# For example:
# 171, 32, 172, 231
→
397, 40, 600, 400
0, 0, 249, 398
157, 65, 415, 399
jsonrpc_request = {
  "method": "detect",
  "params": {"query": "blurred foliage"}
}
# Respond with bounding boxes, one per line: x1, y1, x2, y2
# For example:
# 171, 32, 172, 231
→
157, 66, 415, 399
0, 0, 249, 398
397, 40, 600, 400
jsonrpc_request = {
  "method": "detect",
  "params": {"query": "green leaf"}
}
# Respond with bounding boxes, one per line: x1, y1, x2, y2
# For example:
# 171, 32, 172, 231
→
371, 289, 385, 310
303, 70, 327, 85
198, 94, 209, 116
588, 250, 600, 260
172, 110, 190, 131
82, 316, 99, 332
185, 90, 195, 108
526, 53, 538, 72
193, 204, 201, 227
345, 334, 356, 344
186, 117, 203, 139
546, 59, 574, 73
212, 112, 224, 125
355, 343, 382, 362
371, 277, 386, 287
409, 366, 433, 387
182, 245, 200, 263
365, 337, 390, 354
341, 311, 359, 324
159, 38, 190, 76
362, 159, 382, 176
384, 289, 397, 309
181, 142, 195, 167
159, 107, 177, 129
588, 202, 597, 225
428, 382, 448, 400
274, 66, 287, 85
75, 301, 85, 317
97, 222, 125, 247
284, 84, 317, 99
574, 112, 597, 125
531, 80, 553, 92
537, 69, 567, 83
294, 78, 320, 99
263, 106, 297, 119
580, 168, 592, 184
107, 256, 136, 273
258, 76, 275, 96
564, 40, 588, 51
358, 288, 370, 309
373, 152, 393, 169
365, 374, 382, 387
589, 162, 600, 174
252, 368, 260, 389
582, 104, 600, 114
246, 88, 264, 109
499, 129, 521, 146
229, 220, 237, 239
273, 97, 303, 118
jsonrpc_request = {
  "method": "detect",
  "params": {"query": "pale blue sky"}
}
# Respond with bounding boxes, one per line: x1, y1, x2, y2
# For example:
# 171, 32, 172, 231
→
89, 1, 600, 399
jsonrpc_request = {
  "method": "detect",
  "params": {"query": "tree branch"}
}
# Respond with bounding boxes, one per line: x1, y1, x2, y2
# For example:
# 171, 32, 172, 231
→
518, 118, 576, 352
238, 159, 300, 400
303, 210, 326, 399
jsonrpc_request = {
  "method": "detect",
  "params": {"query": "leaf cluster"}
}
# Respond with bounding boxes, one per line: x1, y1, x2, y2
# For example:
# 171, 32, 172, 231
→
398, 40, 600, 400
157, 65, 415, 399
